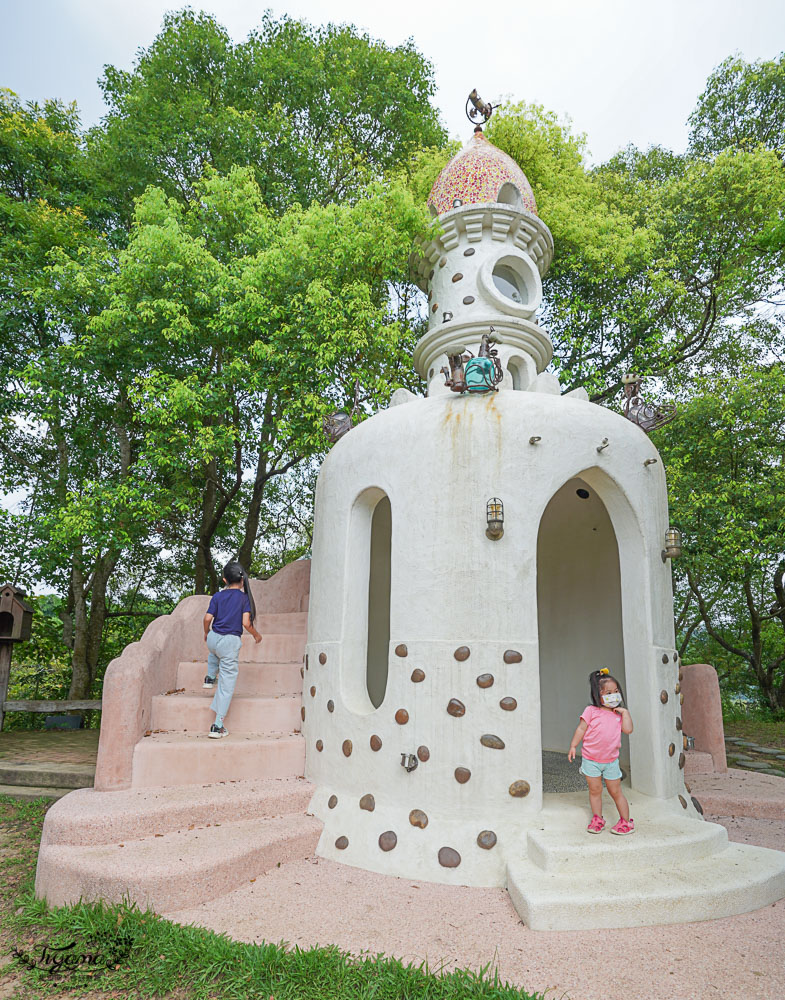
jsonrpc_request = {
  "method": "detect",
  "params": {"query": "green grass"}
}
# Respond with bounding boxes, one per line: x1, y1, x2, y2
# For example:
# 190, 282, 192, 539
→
0, 795, 546, 1000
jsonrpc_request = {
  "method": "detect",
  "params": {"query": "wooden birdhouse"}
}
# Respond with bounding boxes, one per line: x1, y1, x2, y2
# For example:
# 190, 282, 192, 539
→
0, 584, 33, 642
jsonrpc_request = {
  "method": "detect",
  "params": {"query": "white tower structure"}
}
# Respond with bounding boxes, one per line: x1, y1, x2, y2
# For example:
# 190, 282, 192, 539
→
303, 128, 785, 928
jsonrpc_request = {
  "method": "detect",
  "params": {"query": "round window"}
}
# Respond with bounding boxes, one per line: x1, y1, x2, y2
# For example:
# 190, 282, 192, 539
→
492, 263, 528, 305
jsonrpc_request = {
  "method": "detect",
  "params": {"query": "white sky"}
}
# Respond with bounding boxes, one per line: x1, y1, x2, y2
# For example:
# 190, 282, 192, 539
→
2, 0, 784, 163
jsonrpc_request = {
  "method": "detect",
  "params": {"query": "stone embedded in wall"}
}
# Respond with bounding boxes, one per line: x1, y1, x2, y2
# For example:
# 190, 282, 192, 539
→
395, 709, 410, 725
454, 646, 470, 661
464, 247, 475, 256
463, 295, 475, 304
675, 682, 681, 694
454, 767, 471, 783
316, 740, 323, 752
660, 690, 669, 704
417, 745, 430, 762
678, 752, 686, 769
439, 257, 447, 268
477, 830, 497, 850
480, 734, 505, 749
300, 667, 304, 678
679, 795, 687, 809
411, 669, 426, 683
409, 809, 429, 829
680, 693, 684, 704
476, 673, 494, 688
328, 795, 338, 809
679, 668, 684, 681
379, 831, 397, 851
327, 700, 334, 713
676, 717, 682, 731
335, 836, 348, 850
668, 743, 675, 756
691, 796, 704, 815
301, 707, 306, 721
305, 654, 309, 670
342, 740, 353, 757
359, 794, 375, 812
499, 697, 518, 711
662, 654, 669, 664
319, 653, 327, 665
370, 735, 383, 751
395, 644, 408, 657
452, 273, 463, 283
432, 303, 438, 313
447, 698, 466, 717
683, 735, 688, 751
310, 686, 316, 697
438, 847, 461, 868
503, 650, 522, 664
509, 780, 530, 797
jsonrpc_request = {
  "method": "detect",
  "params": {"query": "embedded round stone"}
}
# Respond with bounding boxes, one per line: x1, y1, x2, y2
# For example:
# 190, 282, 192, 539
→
301, 707, 306, 721
499, 697, 518, 711
451, 272, 463, 283
678, 752, 686, 769
675, 682, 681, 695
674, 651, 679, 661
679, 667, 684, 681
342, 739, 353, 757
328, 794, 338, 809
477, 830, 497, 850
454, 646, 470, 661
463, 247, 475, 256
429, 269, 434, 279
660, 690, 669, 704
685, 781, 692, 794
417, 745, 430, 762
683, 735, 689, 750
503, 650, 522, 664
335, 836, 348, 850
305, 654, 309, 669
438, 847, 461, 868
395, 709, 409, 725
463, 295, 475, 305
668, 743, 675, 756
680, 692, 684, 704
480, 734, 505, 750
310, 686, 316, 697
662, 654, 669, 664
300, 667, 304, 678
359, 794, 375, 812
509, 780, 531, 797
454, 767, 471, 784
476, 673, 494, 689
409, 809, 429, 829
395, 644, 408, 657
691, 796, 704, 815
379, 831, 397, 852
432, 303, 438, 313
316, 739, 323, 752
319, 652, 327, 665
370, 734, 382, 751
327, 700, 334, 713
439, 256, 447, 268
678, 795, 687, 809
447, 698, 466, 717
676, 716, 682, 731
411, 668, 426, 683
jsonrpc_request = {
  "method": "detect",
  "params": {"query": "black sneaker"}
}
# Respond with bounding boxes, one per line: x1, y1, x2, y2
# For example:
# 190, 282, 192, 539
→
208, 725, 228, 739
203, 674, 217, 689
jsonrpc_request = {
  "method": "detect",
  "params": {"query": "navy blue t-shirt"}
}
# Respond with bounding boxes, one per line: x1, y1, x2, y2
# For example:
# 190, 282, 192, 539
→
207, 588, 251, 637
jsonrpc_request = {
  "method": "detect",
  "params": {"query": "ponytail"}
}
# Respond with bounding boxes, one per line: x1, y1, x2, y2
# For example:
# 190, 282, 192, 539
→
222, 560, 256, 623
589, 667, 625, 708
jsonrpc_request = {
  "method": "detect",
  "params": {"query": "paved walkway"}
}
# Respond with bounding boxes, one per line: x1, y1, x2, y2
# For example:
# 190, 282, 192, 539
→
0, 729, 99, 766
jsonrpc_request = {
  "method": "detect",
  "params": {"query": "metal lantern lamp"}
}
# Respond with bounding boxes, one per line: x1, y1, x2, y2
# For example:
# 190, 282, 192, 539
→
661, 527, 682, 562
486, 498, 504, 540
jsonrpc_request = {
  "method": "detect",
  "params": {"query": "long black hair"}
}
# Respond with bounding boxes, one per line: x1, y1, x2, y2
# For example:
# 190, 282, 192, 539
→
589, 668, 625, 708
223, 561, 256, 623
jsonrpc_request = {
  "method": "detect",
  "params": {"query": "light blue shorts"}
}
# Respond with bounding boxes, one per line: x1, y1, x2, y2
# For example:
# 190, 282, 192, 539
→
580, 757, 622, 781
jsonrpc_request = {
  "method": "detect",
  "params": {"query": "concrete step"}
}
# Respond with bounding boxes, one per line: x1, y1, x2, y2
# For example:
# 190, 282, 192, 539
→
151, 693, 302, 733
39, 777, 315, 846
176, 660, 303, 696
36, 811, 322, 911
0, 783, 73, 801
0, 762, 95, 790
131, 732, 305, 787
254, 612, 308, 634
526, 801, 727, 873
234, 633, 305, 663
507, 842, 785, 930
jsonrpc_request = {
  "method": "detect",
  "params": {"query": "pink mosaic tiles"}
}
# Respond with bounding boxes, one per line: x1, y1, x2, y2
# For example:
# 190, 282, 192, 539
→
428, 131, 538, 217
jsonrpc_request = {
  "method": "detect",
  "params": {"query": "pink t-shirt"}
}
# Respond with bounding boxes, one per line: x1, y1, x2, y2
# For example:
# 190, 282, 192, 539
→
580, 704, 622, 763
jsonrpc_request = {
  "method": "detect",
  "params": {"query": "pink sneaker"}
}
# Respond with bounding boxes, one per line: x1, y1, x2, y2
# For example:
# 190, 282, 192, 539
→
611, 818, 635, 835
587, 814, 605, 834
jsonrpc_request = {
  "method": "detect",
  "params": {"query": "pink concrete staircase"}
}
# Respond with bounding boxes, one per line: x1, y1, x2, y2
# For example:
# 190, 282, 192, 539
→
35, 561, 323, 912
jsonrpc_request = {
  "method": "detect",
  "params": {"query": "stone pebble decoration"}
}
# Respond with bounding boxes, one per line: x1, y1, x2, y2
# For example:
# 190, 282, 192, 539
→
316, 739, 323, 752
417, 745, 430, 762
691, 796, 704, 814
676, 716, 682, 731
395, 709, 409, 725
477, 830, 497, 850
509, 780, 530, 797
503, 650, 523, 663
409, 809, 428, 828
438, 847, 461, 868
480, 734, 505, 749
310, 686, 316, 697
411, 669, 425, 683
463, 296, 475, 305
447, 698, 466, 717
319, 652, 327, 664
668, 743, 675, 756
476, 673, 494, 688
678, 752, 686, 769
452, 272, 463, 283
464, 247, 475, 256
335, 836, 348, 850
327, 700, 334, 713
328, 795, 338, 808
301, 707, 306, 721
395, 644, 408, 657
660, 690, 669, 704
370, 735, 382, 751
359, 794, 375, 811
455, 767, 471, 783
500, 697, 518, 711
678, 795, 687, 809
379, 831, 397, 851
454, 646, 470, 661
342, 739, 353, 757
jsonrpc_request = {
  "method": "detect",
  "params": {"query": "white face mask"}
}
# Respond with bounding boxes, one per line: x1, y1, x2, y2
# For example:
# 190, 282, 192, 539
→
601, 692, 622, 708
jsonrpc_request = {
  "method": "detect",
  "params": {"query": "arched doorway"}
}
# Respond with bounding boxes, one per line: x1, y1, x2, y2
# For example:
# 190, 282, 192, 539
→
536, 476, 629, 790
366, 495, 391, 708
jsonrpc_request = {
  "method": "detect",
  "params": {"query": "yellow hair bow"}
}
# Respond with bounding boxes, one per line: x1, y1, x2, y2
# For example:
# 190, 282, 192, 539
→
599, 667, 610, 675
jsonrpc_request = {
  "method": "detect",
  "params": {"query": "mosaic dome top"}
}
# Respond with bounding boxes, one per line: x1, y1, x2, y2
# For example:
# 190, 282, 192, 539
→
428, 131, 538, 217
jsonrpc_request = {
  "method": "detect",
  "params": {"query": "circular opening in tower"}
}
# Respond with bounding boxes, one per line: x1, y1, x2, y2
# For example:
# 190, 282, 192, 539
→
492, 262, 528, 305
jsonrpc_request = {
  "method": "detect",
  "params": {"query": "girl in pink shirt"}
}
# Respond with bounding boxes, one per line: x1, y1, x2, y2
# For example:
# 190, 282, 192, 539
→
568, 668, 635, 835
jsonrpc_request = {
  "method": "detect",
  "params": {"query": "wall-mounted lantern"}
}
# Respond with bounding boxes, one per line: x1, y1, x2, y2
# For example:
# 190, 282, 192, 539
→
486, 498, 504, 540
661, 527, 682, 563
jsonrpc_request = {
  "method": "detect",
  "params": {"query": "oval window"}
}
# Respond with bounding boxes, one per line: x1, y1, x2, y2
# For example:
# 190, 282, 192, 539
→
492, 263, 528, 305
